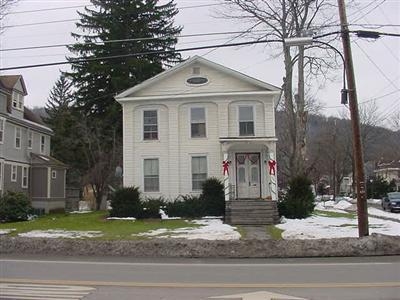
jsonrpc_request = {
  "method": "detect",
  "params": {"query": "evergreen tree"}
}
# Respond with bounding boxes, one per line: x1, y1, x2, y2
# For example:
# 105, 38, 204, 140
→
65, 0, 181, 209
45, 74, 82, 186
67, 0, 182, 130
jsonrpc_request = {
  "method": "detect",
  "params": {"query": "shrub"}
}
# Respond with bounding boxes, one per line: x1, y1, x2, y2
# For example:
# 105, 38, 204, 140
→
201, 177, 225, 216
278, 175, 315, 219
0, 192, 33, 222
165, 195, 205, 218
109, 187, 142, 218
142, 197, 167, 219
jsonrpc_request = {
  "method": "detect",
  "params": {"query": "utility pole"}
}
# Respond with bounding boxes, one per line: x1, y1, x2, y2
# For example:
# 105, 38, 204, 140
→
337, 0, 369, 237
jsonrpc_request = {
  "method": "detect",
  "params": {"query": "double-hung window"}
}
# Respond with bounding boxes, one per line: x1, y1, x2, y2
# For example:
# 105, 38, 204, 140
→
28, 130, 33, 149
40, 135, 45, 154
0, 162, 3, 192
143, 110, 158, 140
239, 106, 254, 136
0, 118, 5, 143
143, 159, 159, 192
190, 107, 206, 138
12, 92, 24, 110
11, 165, 17, 182
15, 127, 21, 149
22, 166, 28, 188
192, 156, 207, 191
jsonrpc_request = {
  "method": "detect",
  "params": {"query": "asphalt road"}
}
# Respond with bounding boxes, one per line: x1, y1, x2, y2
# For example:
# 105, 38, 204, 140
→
1, 255, 399, 300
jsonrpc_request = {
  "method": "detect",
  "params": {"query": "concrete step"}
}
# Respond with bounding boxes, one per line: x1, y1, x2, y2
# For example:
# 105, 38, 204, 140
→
225, 200, 279, 225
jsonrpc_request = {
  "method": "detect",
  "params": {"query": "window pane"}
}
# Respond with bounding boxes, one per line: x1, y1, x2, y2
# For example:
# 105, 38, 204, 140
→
191, 107, 205, 123
239, 106, 253, 121
251, 166, 259, 183
192, 157, 207, 190
143, 110, 158, 140
239, 121, 254, 136
144, 159, 159, 192
191, 123, 206, 138
238, 167, 246, 183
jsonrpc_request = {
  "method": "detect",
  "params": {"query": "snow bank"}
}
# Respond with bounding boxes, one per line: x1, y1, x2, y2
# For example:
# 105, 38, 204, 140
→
107, 217, 136, 221
0, 229, 15, 235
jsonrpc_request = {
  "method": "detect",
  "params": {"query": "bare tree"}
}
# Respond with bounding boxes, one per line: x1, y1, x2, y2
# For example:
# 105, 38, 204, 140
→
0, 0, 18, 34
389, 110, 400, 132
221, 0, 340, 179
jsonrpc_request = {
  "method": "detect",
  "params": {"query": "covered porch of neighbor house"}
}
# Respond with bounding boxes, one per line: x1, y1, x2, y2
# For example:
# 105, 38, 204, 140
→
220, 137, 279, 225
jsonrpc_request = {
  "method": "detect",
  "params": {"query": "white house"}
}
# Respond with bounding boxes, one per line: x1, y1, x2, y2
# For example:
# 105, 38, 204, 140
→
115, 56, 281, 209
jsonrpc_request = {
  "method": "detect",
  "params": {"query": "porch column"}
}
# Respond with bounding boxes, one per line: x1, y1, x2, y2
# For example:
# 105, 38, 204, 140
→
269, 151, 278, 201
223, 152, 230, 201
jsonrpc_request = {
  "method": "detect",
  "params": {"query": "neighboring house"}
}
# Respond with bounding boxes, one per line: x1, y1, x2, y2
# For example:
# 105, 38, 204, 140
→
374, 160, 400, 191
116, 56, 281, 224
0, 75, 67, 213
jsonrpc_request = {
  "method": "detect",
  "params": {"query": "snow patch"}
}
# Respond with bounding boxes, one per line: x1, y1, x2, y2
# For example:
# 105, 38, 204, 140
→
133, 218, 240, 240
368, 207, 400, 221
159, 209, 181, 220
107, 217, 136, 221
18, 230, 103, 239
0, 229, 16, 235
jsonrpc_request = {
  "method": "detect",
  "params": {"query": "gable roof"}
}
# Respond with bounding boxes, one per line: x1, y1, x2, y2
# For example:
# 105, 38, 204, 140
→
115, 55, 280, 99
0, 75, 28, 95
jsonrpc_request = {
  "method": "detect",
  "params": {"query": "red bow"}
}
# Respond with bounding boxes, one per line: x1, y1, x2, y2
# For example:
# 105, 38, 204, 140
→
268, 159, 276, 175
222, 160, 230, 175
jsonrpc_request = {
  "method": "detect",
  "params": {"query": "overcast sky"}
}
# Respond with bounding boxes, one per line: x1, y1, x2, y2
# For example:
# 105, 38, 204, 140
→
1, 0, 399, 128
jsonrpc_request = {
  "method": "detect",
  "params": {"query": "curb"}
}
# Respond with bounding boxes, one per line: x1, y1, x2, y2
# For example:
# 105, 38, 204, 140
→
1, 234, 399, 258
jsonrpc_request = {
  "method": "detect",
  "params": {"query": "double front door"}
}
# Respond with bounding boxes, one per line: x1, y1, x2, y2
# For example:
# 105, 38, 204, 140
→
236, 153, 261, 199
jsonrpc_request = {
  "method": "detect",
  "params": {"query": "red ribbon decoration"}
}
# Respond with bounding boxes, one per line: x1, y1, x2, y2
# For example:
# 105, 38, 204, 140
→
268, 159, 276, 175
222, 160, 230, 175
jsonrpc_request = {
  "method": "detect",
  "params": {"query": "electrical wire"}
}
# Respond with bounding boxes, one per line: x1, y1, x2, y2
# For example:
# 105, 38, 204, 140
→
0, 38, 284, 71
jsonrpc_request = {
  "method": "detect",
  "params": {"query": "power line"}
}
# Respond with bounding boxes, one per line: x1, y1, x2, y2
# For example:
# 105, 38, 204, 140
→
0, 30, 270, 52
352, 0, 387, 23
0, 38, 284, 71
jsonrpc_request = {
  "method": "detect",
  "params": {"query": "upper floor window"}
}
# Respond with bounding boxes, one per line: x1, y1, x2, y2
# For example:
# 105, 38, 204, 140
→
15, 127, 21, 149
40, 135, 46, 154
12, 91, 24, 110
143, 110, 158, 140
143, 158, 159, 192
192, 156, 207, 191
239, 106, 254, 136
28, 130, 33, 149
0, 118, 5, 143
52, 170, 57, 179
22, 166, 28, 188
11, 165, 17, 182
190, 107, 206, 138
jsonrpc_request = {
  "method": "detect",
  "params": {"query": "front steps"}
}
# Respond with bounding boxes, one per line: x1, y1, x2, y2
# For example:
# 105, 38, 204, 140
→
225, 199, 280, 225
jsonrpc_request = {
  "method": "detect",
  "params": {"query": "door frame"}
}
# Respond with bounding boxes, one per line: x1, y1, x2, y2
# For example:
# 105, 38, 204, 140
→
235, 152, 262, 199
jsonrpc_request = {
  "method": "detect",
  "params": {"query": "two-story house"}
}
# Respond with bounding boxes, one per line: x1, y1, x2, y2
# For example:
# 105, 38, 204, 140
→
116, 56, 281, 224
0, 75, 67, 213
374, 160, 400, 191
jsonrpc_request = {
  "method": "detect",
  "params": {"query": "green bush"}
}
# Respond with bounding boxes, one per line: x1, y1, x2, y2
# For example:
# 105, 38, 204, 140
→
0, 192, 33, 222
165, 195, 205, 218
201, 177, 225, 216
278, 175, 315, 219
142, 197, 167, 219
109, 187, 142, 218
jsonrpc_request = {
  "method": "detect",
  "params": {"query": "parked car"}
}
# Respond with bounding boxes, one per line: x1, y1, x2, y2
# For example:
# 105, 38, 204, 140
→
381, 192, 400, 212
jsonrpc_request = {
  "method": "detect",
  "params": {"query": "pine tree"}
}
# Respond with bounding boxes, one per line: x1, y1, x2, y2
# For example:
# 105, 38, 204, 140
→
45, 74, 82, 185
65, 0, 181, 209
67, 0, 182, 130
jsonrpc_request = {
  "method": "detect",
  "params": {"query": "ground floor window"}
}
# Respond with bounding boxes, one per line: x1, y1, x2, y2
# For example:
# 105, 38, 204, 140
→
22, 166, 28, 188
11, 165, 17, 182
192, 156, 207, 191
144, 158, 159, 192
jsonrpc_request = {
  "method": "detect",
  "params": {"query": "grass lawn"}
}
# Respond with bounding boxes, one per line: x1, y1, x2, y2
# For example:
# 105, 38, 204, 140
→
0, 211, 198, 240
313, 210, 356, 219
266, 225, 284, 240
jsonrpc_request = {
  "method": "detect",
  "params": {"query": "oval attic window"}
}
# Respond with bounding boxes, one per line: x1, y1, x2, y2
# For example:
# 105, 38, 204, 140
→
186, 76, 208, 85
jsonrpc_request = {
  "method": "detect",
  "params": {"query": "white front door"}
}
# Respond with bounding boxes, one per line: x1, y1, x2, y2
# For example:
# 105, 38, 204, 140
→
236, 153, 261, 199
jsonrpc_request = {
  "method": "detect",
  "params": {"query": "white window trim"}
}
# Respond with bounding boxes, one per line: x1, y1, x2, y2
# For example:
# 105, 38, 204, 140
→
11, 164, 17, 182
189, 106, 207, 139
15, 127, 21, 149
0, 160, 3, 193
142, 158, 160, 193
0, 118, 5, 144
40, 135, 46, 154
12, 91, 24, 111
22, 166, 28, 188
27, 130, 33, 149
142, 109, 159, 141
52, 170, 57, 179
237, 105, 255, 136
190, 154, 208, 192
